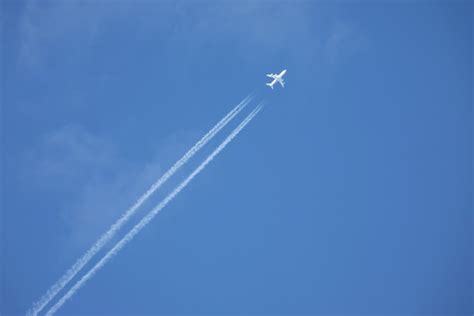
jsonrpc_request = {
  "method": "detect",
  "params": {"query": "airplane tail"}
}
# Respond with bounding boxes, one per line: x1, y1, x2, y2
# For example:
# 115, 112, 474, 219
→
266, 83, 273, 89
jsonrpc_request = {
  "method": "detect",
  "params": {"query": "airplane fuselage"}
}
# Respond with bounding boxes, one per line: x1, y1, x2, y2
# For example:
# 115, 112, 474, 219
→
266, 69, 287, 89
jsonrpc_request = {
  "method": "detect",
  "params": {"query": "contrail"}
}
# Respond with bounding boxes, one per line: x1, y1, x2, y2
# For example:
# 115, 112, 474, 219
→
27, 94, 254, 316
45, 104, 263, 316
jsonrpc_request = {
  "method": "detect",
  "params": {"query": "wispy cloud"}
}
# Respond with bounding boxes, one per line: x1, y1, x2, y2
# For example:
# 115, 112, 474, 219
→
21, 125, 155, 249
324, 19, 368, 65
14, 1, 334, 71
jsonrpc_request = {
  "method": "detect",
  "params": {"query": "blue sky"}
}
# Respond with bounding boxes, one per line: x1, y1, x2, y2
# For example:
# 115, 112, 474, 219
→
1, 1, 472, 315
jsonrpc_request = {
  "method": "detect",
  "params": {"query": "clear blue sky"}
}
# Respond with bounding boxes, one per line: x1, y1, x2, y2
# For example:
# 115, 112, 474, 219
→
1, 1, 472, 315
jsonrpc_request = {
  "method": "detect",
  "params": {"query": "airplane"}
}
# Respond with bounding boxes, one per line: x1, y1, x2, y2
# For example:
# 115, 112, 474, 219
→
266, 69, 287, 89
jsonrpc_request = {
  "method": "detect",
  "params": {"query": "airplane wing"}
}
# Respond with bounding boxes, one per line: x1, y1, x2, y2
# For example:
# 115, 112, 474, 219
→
278, 78, 285, 88
266, 74, 276, 78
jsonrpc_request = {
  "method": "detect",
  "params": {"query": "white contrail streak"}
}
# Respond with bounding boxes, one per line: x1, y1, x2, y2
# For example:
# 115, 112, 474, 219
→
45, 104, 263, 316
27, 94, 254, 316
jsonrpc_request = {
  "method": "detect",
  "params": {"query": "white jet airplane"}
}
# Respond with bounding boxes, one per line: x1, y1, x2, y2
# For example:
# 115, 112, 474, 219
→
266, 69, 287, 90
